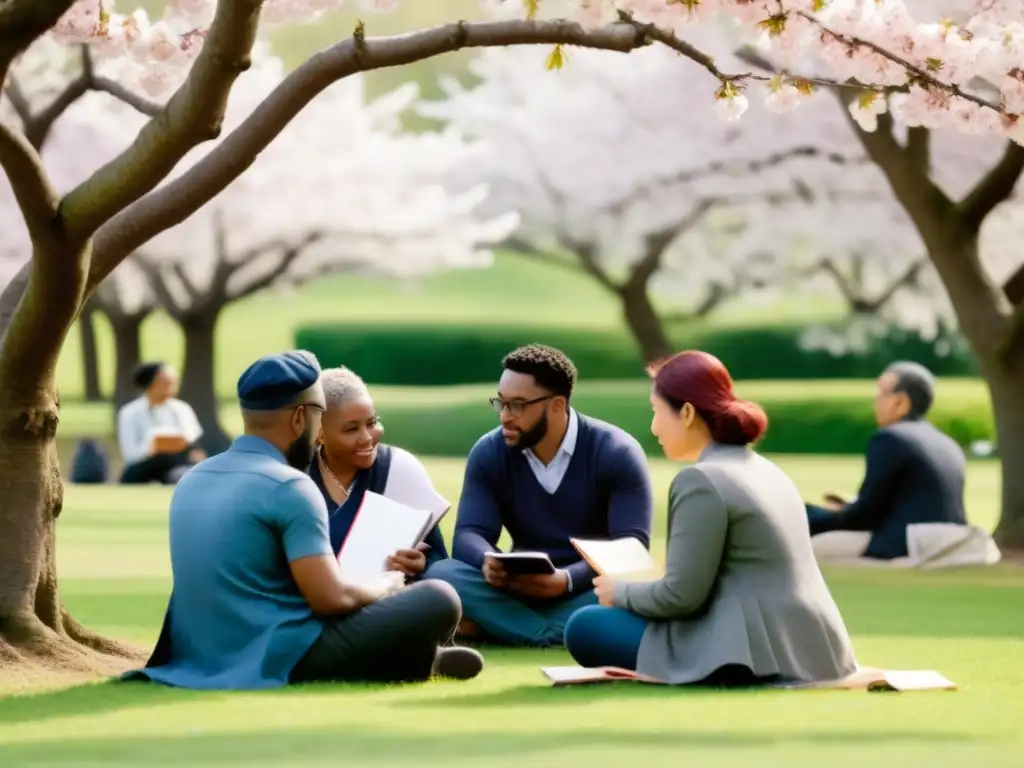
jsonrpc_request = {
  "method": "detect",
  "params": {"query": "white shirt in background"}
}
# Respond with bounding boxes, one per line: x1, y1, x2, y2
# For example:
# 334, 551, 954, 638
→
116, 396, 204, 466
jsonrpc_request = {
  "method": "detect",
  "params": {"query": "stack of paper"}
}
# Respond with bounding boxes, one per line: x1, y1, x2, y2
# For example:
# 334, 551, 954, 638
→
337, 492, 444, 584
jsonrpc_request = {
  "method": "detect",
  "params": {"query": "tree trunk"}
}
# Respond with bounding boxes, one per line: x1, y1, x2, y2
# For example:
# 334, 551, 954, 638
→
178, 309, 232, 455
77, 301, 103, 402
987, 365, 1024, 548
619, 283, 671, 363
106, 310, 149, 411
926, 235, 1024, 549
0, 282, 144, 682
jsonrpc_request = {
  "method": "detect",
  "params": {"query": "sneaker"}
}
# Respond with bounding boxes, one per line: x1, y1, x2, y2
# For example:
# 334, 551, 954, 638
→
432, 646, 484, 680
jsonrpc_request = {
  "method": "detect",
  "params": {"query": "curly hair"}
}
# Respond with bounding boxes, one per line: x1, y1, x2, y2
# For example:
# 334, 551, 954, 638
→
501, 344, 577, 400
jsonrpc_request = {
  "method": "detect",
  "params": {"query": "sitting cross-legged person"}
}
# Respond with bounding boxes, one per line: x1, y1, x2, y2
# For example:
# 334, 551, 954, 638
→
426, 344, 654, 647
116, 361, 205, 485
565, 351, 858, 687
308, 366, 450, 580
806, 362, 970, 564
124, 350, 482, 690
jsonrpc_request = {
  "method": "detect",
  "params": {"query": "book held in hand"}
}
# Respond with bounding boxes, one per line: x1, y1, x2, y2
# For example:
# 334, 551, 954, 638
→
485, 551, 557, 575
337, 491, 444, 584
570, 536, 658, 580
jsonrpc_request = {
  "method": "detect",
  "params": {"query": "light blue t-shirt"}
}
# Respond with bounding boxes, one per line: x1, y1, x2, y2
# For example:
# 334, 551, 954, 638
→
130, 435, 332, 689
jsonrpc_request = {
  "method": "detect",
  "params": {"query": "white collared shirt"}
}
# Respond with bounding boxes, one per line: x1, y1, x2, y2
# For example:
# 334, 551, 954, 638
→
116, 395, 203, 466
523, 408, 578, 494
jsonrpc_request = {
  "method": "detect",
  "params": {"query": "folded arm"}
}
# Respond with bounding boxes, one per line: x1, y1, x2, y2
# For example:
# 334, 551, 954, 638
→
614, 467, 727, 620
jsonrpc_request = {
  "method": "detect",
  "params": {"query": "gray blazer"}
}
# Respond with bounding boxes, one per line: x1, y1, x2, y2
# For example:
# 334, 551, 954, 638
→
613, 443, 858, 685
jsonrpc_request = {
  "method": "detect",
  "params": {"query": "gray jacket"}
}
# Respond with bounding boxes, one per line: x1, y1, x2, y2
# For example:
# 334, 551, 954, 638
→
613, 443, 858, 684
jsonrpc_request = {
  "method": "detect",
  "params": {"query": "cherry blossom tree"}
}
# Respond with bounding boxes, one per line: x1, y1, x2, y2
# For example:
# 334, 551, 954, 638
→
2, 0, 1024, 681
468, 1, 1024, 547
419, 38, 928, 362
133, 50, 515, 454
542, 0, 1024, 548
0, 1, 655, 679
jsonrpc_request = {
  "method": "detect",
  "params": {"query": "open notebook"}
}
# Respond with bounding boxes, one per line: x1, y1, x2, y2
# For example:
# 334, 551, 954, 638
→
337, 491, 446, 584
540, 665, 957, 692
570, 537, 659, 580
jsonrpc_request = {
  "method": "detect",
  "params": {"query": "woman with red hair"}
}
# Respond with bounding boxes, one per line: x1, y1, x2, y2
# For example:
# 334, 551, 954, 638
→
563, 351, 859, 686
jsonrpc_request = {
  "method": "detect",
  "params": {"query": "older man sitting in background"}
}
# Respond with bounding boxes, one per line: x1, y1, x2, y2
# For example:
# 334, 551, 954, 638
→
806, 361, 996, 567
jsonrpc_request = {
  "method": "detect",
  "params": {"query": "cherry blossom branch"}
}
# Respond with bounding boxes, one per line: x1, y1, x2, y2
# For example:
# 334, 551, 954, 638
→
605, 144, 865, 217
0, 0, 75, 82
85, 18, 650, 294
232, 231, 325, 299
0, 123, 60, 246
503, 239, 581, 274
792, 8, 1003, 114
617, 10, 858, 94
59, 0, 265, 243
1003, 264, 1024, 306
4, 45, 162, 150
623, 202, 714, 294
960, 142, 1024, 233
806, 255, 926, 314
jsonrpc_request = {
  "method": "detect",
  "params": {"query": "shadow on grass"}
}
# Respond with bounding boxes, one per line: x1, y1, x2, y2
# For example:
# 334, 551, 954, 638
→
0, 676, 429, 727
390, 682, 780, 710
0, 681, 215, 726
0, 724, 982, 763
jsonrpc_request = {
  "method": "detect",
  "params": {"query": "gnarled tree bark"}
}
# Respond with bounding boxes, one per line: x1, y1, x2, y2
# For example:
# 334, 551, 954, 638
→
0, 11, 657, 681
0, 0, 267, 679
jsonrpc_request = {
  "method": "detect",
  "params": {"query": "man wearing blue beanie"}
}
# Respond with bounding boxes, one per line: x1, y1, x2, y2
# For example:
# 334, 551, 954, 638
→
126, 350, 483, 689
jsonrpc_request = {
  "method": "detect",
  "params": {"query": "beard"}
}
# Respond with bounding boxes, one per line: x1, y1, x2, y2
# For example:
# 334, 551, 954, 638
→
285, 428, 317, 470
509, 412, 548, 450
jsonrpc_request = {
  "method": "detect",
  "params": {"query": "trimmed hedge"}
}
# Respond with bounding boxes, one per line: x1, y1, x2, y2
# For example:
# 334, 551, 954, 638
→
55, 379, 993, 458
356, 379, 993, 457
294, 322, 977, 386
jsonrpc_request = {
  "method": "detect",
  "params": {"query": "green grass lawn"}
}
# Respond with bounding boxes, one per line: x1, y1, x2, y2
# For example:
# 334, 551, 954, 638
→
2, 456, 1021, 766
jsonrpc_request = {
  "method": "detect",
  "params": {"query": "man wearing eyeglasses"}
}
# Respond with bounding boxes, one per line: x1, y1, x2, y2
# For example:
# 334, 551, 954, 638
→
426, 344, 654, 647
127, 350, 482, 689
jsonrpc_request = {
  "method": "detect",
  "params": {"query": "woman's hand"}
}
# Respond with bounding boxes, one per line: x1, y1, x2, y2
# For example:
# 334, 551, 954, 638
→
386, 545, 428, 577
593, 575, 617, 607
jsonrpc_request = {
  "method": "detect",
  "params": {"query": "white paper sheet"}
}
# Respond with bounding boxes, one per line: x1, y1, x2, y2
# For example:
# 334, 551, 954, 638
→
337, 491, 433, 584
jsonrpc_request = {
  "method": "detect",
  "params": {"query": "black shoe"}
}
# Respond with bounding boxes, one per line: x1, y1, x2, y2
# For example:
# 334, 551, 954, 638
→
431, 646, 484, 680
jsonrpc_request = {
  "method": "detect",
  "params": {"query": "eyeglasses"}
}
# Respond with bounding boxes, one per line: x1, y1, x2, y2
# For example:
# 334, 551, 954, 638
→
489, 395, 553, 416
